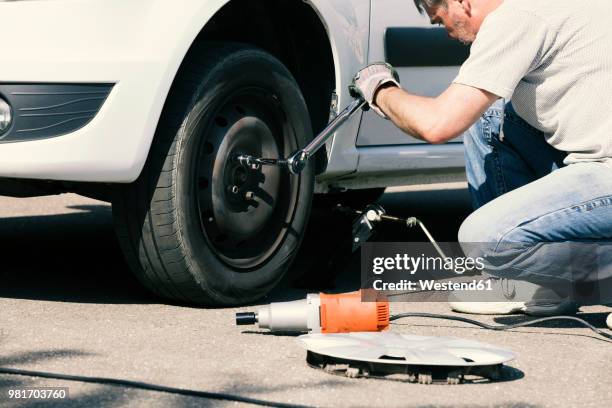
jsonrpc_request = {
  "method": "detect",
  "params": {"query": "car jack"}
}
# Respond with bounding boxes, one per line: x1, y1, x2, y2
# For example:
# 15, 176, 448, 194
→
336, 203, 450, 259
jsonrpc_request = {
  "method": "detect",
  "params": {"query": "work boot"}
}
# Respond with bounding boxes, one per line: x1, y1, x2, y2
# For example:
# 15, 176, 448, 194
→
448, 277, 579, 317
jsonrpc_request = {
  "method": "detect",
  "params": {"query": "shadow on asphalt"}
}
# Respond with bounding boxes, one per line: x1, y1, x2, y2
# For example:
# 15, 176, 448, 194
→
0, 204, 155, 305
0, 348, 350, 408
0, 188, 472, 306
0, 349, 116, 408
0, 350, 94, 367
0, 374, 134, 408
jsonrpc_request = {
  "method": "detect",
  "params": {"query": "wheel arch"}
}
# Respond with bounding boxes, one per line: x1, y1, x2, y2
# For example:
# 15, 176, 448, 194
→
141, 0, 339, 178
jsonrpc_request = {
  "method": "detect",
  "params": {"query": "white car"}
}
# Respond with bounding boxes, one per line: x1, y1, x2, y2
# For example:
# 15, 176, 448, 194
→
0, 0, 468, 305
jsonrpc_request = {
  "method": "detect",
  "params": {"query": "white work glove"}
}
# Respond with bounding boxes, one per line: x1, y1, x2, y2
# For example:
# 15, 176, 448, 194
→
349, 62, 400, 119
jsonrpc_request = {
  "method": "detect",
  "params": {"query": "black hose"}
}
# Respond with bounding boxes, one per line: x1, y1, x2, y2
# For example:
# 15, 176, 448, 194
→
0, 367, 313, 408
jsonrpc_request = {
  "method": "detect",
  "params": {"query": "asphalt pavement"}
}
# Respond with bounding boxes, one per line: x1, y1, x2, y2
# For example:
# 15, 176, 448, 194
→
0, 186, 610, 408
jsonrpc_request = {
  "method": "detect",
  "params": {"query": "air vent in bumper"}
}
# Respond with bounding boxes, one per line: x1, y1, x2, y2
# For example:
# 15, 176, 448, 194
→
0, 83, 113, 143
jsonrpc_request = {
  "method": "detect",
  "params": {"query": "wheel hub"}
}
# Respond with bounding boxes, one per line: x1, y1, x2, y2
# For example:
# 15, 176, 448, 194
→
214, 116, 280, 238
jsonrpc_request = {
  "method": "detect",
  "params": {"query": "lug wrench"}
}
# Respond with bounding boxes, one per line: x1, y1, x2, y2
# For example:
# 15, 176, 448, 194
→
236, 97, 367, 174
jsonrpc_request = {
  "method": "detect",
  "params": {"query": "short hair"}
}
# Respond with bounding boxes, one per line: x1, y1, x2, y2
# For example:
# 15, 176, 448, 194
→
413, 0, 447, 14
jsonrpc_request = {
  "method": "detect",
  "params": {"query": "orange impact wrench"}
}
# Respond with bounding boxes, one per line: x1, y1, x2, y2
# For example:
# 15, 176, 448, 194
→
235, 291, 389, 333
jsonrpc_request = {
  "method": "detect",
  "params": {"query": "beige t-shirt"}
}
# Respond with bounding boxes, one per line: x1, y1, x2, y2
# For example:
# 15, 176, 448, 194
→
453, 0, 612, 165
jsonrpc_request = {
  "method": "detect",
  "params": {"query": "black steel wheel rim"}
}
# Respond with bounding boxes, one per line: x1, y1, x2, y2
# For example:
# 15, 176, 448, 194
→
194, 88, 299, 269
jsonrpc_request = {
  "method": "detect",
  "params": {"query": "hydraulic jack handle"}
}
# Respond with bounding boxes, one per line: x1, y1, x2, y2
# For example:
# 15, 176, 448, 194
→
236, 97, 367, 174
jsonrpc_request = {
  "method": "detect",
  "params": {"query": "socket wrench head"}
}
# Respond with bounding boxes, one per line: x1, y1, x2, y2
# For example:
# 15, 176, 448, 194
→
286, 151, 308, 174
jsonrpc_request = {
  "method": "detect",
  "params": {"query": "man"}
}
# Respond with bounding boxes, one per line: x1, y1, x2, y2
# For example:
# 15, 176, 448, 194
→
350, 0, 612, 328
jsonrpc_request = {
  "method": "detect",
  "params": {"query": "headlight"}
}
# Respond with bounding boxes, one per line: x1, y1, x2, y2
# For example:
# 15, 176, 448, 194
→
0, 97, 12, 135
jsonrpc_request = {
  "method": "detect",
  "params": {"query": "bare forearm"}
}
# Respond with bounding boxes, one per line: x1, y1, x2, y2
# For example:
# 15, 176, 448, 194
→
375, 84, 498, 144
375, 86, 443, 143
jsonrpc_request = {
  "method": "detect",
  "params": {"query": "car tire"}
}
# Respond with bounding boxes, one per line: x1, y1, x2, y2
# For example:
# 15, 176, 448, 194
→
113, 42, 314, 306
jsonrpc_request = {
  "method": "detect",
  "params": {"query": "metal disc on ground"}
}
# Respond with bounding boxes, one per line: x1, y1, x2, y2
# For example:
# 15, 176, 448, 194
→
297, 332, 516, 384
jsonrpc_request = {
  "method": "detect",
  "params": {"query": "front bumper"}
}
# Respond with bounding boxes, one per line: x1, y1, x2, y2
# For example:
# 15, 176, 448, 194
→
0, 0, 225, 183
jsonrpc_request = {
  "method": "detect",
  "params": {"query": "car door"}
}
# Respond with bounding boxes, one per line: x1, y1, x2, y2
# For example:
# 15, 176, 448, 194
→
357, 0, 469, 146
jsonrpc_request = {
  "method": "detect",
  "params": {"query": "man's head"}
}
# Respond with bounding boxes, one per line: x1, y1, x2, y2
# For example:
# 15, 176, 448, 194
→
413, 0, 502, 44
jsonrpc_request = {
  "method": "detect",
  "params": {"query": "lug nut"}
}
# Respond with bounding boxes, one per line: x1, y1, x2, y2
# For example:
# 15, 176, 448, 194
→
228, 185, 239, 194
245, 191, 255, 200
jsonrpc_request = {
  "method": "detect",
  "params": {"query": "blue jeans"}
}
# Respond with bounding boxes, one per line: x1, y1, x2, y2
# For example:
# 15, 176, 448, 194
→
459, 100, 612, 302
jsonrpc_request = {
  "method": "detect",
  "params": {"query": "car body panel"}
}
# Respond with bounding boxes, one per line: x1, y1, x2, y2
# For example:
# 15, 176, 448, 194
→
357, 0, 466, 147
0, 0, 370, 183
0, 0, 465, 190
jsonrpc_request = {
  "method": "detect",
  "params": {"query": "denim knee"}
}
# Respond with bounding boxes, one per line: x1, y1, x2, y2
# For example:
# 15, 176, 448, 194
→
458, 209, 500, 244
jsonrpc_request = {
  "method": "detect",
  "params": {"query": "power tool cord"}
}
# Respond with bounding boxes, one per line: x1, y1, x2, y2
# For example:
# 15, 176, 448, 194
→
0, 366, 312, 408
389, 313, 612, 342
